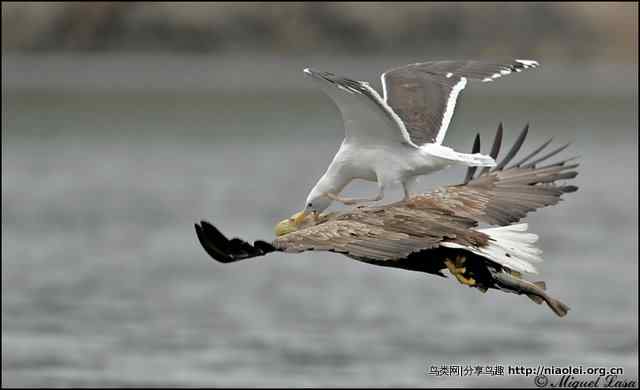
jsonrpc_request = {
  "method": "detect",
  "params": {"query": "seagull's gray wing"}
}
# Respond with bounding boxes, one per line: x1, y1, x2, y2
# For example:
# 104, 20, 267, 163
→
381, 59, 539, 145
305, 68, 416, 147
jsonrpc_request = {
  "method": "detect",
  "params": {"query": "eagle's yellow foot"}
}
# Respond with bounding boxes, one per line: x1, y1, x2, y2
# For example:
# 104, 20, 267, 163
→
445, 258, 476, 286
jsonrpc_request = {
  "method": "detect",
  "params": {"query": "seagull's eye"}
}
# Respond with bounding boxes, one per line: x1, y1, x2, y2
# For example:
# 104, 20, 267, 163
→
307, 203, 313, 208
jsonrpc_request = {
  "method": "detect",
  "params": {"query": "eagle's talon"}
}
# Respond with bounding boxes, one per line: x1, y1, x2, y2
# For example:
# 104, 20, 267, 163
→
445, 258, 476, 286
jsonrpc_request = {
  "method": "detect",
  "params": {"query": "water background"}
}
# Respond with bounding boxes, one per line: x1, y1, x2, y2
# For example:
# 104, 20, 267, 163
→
2, 55, 638, 387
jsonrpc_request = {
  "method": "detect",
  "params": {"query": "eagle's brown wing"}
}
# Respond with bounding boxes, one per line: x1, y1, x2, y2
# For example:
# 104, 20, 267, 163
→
402, 123, 579, 226
196, 123, 578, 264
274, 206, 487, 262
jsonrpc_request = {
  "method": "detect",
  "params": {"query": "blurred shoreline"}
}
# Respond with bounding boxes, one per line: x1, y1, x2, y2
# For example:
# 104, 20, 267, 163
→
3, 53, 638, 99
2, 2, 638, 64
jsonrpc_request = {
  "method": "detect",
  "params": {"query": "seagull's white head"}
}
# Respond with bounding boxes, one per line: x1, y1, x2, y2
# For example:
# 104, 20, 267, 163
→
304, 186, 332, 215
288, 188, 331, 227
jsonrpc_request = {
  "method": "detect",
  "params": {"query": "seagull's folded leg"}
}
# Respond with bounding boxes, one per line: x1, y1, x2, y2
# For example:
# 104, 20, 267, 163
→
402, 176, 420, 201
324, 187, 384, 206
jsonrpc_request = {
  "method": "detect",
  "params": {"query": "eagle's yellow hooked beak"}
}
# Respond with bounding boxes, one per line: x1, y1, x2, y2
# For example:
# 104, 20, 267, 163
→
274, 211, 316, 237
293, 210, 308, 225
275, 211, 305, 237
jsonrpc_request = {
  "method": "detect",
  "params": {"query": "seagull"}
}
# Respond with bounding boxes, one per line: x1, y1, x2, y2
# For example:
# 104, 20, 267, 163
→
195, 123, 578, 317
290, 59, 540, 226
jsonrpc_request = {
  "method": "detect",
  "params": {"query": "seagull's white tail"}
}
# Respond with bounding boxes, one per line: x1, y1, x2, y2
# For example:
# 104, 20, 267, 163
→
441, 223, 543, 274
421, 144, 496, 167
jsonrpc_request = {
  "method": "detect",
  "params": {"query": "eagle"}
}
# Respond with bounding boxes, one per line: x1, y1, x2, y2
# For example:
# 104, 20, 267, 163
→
195, 124, 578, 317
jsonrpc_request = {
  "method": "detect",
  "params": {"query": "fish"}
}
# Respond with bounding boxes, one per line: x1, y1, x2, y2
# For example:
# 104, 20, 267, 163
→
490, 270, 570, 317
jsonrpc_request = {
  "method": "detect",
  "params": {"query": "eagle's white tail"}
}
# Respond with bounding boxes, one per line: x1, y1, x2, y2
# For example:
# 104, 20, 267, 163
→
441, 223, 543, 274
421, 143, 496, 167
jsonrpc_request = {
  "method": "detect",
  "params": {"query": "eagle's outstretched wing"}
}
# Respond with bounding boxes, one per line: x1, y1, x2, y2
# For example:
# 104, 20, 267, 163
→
272, 206, 486, 262
408, 123, 579, 226
195, 122, 578, 263
194, 221, 275, 263
196, 207, 485, 264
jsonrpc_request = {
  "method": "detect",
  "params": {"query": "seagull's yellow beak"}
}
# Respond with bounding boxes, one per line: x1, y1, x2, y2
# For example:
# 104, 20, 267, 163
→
274, 211, 311, 237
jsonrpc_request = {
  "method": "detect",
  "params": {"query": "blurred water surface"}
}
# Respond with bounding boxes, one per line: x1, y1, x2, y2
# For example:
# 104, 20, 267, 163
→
2, 55, 638, 387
